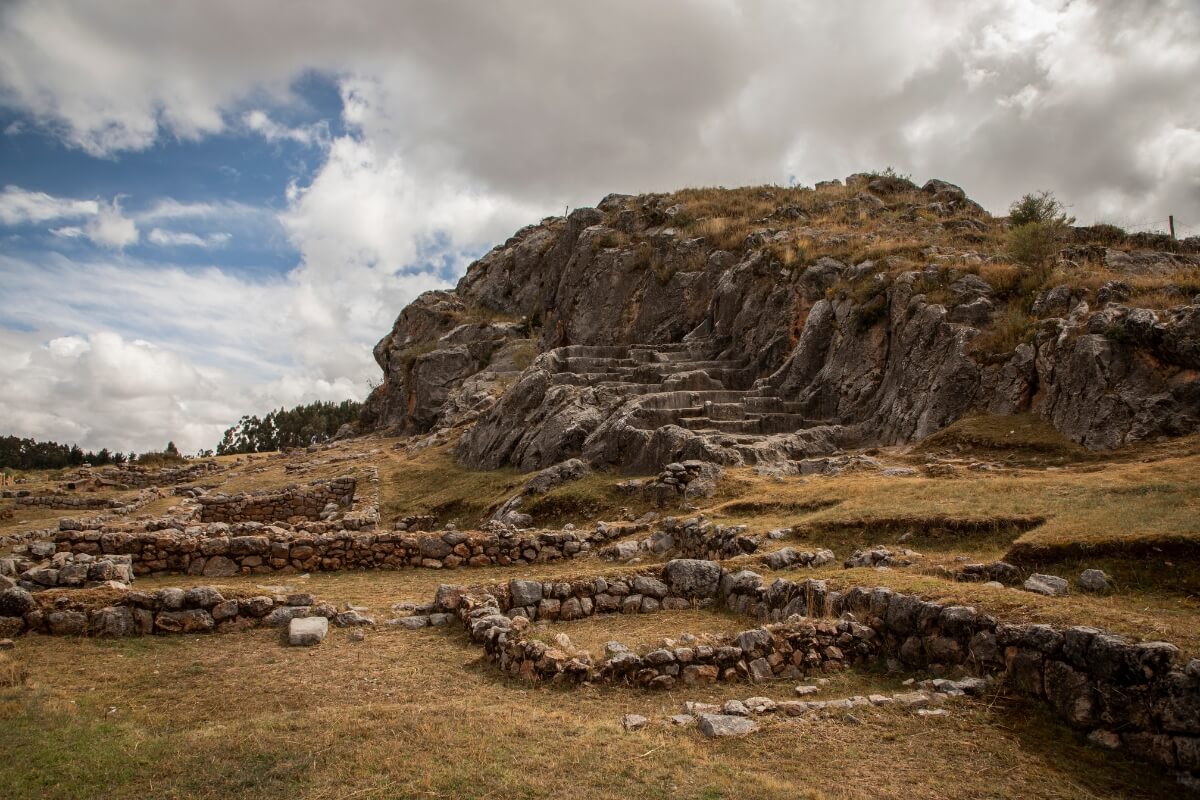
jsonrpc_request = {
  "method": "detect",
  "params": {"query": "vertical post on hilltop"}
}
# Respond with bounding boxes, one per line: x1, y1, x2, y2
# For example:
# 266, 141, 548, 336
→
1169, 215, 1176, 240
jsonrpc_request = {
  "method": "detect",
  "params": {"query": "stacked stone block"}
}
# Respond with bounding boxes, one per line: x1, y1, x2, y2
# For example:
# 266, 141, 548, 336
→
197, 477, 356, 523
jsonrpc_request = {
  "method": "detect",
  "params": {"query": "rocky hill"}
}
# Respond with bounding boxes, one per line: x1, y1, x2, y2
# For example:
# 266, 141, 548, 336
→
361, 174, 1200, 472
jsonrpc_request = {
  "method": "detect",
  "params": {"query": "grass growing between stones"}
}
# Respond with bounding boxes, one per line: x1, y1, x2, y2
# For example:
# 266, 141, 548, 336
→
0, 625, 1184, 800
533, 607, 750, 654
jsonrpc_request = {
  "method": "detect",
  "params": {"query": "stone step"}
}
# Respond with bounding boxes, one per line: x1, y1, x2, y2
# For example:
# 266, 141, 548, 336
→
561, 356, 638, 373
550, 372, 624, 386
743, 396, 808, 414
637, 390, 764, 409
554, 345, 631, 358
679, 415, 817, 435
702, 402, 751, 421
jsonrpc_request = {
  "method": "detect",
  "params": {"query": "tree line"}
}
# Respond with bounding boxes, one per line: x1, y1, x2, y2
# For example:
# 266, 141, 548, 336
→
215, 399, 361, 455
0, 437, 182, 471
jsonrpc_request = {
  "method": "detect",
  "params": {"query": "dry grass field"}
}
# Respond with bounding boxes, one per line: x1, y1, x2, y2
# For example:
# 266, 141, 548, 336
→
2, 418, 1198, 798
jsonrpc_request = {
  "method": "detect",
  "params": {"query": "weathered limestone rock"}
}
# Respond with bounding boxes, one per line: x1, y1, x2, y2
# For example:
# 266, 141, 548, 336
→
621, 714, 648, 732
360, 182, 1200, 469
91, 606, 136, 637
1078, 569, 1111, 594
698, 714, 760, 737
663, 559, 721, 598
1024, 574, 1070, 597
289, 616, 329, 646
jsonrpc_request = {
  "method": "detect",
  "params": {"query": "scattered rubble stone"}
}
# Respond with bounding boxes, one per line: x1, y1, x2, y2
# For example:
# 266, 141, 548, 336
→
601, 516, 757, 562
619, 461, 722, 505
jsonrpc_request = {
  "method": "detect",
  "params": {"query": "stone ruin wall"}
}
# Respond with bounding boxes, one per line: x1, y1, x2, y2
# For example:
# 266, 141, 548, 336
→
93, 461, 224, 489
0, 554, 1195, 778
1, 551, 134, 591
440, 559, 1200, 778
0, 584, 325, 639
53, 520, 636, 577
10, 494, 120, 510
7, 489, 159, 515
197, 477, 356, 524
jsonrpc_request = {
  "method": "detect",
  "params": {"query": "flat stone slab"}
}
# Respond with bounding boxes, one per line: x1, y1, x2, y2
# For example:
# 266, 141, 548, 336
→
1024, 573, 1069, 596
698, 714, 760, 737
288, 616, 328, 646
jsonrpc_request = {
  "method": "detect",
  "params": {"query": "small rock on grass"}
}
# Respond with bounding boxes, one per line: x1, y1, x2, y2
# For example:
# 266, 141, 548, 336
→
668, 714, 694, 726
288, 616, 328, 647
698, 714, 760, 737
795, 685, 819, 696
0, 639, 14, 650
744, 696, 777, 714
1023, 573, 1069, 596
916, 708, 949, 717
622, 714, 649, 732
1078, 568, 1111, 594
722, 699, 749, 716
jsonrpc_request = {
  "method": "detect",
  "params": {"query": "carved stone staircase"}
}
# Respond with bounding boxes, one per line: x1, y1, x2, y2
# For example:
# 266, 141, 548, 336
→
541, 341, 828, 456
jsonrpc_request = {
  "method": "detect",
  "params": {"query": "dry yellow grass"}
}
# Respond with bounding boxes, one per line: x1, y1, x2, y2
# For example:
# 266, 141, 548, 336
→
0, 621, 1182, 799
3, 426, 1199, 797
533, 607, 750, 655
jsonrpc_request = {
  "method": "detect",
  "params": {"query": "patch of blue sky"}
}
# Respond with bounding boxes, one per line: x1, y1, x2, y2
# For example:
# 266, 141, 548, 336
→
0, 71, 349, 276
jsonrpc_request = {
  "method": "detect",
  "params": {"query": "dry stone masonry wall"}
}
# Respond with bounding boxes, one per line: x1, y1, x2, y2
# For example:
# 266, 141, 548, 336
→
601, 515, 758, 562
0, 584, 336, 639
53, 519, 635, 576
197, 476, 356, 523
433, 559, 1200, 780
1, 550, 133, 592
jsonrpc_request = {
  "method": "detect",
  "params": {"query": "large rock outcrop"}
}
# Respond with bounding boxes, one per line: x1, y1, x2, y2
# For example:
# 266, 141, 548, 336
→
362, 175, 1200, 470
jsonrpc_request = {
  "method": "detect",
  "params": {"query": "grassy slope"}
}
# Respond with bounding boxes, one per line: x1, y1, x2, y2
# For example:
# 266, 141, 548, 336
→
2, 427, 1199, 798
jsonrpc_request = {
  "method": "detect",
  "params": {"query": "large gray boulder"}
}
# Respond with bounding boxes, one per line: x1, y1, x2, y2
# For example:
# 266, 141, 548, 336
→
509, 579, 543, 607
91, 606, 136, 637
663, 560, 721, 599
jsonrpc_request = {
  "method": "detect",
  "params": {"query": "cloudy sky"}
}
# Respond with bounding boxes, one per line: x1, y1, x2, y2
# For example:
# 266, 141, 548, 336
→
1, 0, 1198, 454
